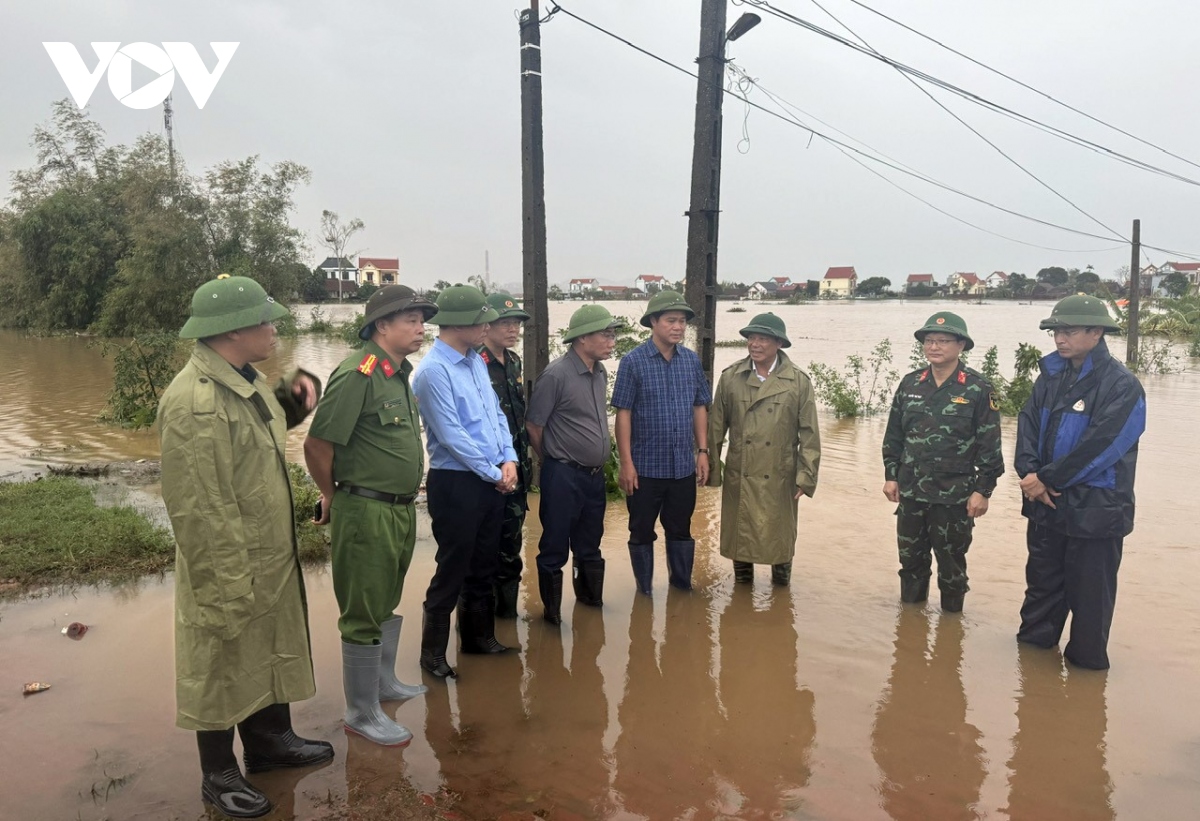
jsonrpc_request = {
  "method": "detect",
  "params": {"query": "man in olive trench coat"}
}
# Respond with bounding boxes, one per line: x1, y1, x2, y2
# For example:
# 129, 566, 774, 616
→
708, 313, 821, 585
159, 276, 332, 820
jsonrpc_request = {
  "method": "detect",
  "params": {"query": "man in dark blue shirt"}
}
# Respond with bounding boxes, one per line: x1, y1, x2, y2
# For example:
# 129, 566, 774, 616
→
612, 290, 712, 595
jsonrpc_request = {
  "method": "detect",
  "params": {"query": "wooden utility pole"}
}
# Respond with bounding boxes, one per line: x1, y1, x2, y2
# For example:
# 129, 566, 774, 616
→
1126, 218, 1141, 367
520, 1, 550, 387
684, 0, 728, 387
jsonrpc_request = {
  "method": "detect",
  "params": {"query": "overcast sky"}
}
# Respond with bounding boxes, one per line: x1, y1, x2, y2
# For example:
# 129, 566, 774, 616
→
3, 1, 1197, 290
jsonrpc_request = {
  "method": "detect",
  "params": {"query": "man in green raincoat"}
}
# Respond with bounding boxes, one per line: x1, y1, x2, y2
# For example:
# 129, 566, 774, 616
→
159, 275, 331, 820
708, 313, 821, 585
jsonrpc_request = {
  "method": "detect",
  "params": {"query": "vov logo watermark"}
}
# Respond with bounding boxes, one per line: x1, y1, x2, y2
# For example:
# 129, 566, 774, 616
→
43, 42, 239, 109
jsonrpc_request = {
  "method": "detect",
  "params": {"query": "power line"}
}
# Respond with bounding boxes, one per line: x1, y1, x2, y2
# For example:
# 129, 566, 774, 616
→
835, 0, 1200, 175
735, 0, 1200, 190
795, 0, 1127, 243
548, 2, 1124, 246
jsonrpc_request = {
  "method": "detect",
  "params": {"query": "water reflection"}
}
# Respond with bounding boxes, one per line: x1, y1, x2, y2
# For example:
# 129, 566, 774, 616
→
872, 609, 985, 821
613, 591, 720, 816
714, 585, 816, 815
1004, 646, 1114, 821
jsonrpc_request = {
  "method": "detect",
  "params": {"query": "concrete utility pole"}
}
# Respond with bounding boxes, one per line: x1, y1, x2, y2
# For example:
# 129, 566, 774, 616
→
520, 0, 550, 389
1126, 218, 1141, 368
684, 0, 729, 388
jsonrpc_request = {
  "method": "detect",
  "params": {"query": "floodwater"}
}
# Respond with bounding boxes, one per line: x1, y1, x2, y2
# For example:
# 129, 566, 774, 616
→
1, 300, 1199, 820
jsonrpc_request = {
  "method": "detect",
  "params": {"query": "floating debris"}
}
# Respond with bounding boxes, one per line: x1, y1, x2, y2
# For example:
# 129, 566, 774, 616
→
23, 682, 51, 695
63, 622, 89, 639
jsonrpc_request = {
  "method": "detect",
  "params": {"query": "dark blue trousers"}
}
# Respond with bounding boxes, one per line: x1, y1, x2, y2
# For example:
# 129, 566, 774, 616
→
1017, 521, 1122, 670
424, 469, 505, 615
536, 458, 606, 573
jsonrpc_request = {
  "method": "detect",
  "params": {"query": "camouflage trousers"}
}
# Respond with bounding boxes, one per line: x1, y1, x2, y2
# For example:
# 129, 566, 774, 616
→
495, 489, 527, 585
895, 498, 973, 595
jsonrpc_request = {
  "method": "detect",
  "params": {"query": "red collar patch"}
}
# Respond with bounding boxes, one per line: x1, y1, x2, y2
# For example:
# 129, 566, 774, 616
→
479, 348, 492, 365
381, 358, 396, 378
918, 369, 929, 382
957, 370, 967, 384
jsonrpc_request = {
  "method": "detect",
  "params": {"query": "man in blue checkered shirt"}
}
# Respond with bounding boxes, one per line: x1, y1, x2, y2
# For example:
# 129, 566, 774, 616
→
612, 290, 712, 595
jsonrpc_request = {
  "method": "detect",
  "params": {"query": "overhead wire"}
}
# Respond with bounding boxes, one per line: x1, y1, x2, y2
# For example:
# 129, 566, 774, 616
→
546, 2, 1127, 247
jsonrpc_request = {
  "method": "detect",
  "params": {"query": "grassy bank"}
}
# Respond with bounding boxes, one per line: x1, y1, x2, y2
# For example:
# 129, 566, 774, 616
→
0, 477, 174, 593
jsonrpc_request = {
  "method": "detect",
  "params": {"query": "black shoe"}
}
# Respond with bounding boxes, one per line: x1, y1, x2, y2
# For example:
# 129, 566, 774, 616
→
573, 558, 605, 607
733, 561, 754, 584
239, 703, 334, 774
941, 591, 964, 613
419, 610, 457, 678
493, 579, 520, 619
457, 597, 509, 654
197, 729, 271, 819
771, 562, 792, 586
539, 568, 563, 625
900, 576, 930, 603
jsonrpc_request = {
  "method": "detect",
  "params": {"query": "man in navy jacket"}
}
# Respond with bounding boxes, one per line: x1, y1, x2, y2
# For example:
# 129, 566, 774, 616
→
1015, 295, 1146, 670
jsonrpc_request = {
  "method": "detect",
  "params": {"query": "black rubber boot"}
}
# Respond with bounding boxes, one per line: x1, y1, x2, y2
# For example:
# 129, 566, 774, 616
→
666, 539, 695, 591
733, 561, 754, 584
573, 558, 605, 607
628, 543, 654, 596
539, 569, 564, 624
493, 579, 520, 619
771, 562, 792, 586
419, 610, 456, 679
238, 703, 334, 774
197, 728, 271, 819
941, 591, 965, 613
900, 575, 930, 603
457, 596, 509, 655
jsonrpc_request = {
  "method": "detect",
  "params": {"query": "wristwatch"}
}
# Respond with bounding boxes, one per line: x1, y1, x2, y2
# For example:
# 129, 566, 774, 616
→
697, 448, 710, 454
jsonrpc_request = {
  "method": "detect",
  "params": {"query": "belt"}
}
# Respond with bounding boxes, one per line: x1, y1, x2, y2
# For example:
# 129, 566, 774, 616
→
553, 458, 605, 476
338, 484, 416, 505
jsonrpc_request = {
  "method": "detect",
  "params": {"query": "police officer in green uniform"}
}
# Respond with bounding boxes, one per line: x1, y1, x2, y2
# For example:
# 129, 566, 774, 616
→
881, 312, 1004, 613
304, 285, 436, 747
477, 292, 533, 618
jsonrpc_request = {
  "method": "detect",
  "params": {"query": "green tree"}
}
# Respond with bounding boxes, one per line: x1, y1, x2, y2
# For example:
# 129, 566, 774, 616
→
1007, 272, 1033, 296
1163, 272, 1192, 298
855, 276, 891, 296
1075, 270, 1101, 293
1036, 266, 1069, 286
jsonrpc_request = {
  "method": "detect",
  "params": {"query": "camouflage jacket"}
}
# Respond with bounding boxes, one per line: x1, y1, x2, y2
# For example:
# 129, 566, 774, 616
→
882, 363, 1004, 504
478, 344, 533, 486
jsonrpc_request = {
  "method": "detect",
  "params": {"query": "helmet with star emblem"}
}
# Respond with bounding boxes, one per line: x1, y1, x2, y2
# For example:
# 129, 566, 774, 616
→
485, 292, 531, 322
179, 275, 289, 339
914, 311, 974, 351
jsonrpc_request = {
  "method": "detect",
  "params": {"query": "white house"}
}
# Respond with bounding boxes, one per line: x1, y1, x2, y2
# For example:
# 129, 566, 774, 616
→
569, 277, 599, 295
634, 274, 666, 292
748, 281, 780, 299
984, 271, 1009, 289
947, 272, 985, 296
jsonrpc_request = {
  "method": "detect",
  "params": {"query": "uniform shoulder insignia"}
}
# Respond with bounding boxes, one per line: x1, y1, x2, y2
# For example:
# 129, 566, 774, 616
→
479, 348, 492, 365
957, 370, 967, 384
357, 354, 378, 376
989, 394, 1000, 412
951, 396, 971, 404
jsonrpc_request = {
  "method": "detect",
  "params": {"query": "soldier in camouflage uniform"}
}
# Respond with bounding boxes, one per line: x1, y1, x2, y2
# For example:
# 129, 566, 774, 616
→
882, 312, 1004, 613
478, 292, 533, 618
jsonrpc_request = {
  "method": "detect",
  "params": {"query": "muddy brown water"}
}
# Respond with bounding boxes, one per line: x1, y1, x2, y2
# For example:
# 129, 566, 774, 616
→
1, 300, 1199, 820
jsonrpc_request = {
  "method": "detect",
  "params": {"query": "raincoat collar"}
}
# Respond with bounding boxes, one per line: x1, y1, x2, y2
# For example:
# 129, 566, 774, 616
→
191, 341, 263, 400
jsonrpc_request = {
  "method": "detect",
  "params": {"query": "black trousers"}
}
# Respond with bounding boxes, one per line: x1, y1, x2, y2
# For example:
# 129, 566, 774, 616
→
1017, 520, 1122, 670
424, 469, 505, 615
625, 474, 696, 545
536, 458, 606, 573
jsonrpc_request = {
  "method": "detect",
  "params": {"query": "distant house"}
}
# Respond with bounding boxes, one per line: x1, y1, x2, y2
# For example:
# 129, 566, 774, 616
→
905, 273, 935, 293
772, 276, 792, 287
947, 272, 985, 296
634, 274, 666, 292
984, 271, 1009, 289
748, 281, 779, 299
318, 256, 359, 297
569, 277, 599, 295
819, 266, 857, 298
358, 257, 400, 287
1153, 261, 1200, 294
776, 283, 802, 299
598, 284, 642, 299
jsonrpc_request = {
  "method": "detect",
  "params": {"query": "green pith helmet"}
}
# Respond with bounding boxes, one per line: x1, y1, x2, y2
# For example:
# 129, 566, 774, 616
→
427, 285, 499, 326
640, 289, 695, 328
739, 312, 791, 348
358, 284, 438, 340
563, 304, 624, 342
1039, 294, 1121, 333
485, 292, 531, 322
914, 311, 974, 351
179, 275, 289, 339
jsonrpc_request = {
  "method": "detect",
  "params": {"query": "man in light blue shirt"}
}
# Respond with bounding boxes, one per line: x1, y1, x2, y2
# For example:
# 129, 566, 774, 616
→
412, 286, 519, 680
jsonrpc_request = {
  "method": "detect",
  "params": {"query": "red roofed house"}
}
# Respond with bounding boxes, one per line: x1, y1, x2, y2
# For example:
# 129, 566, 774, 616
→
947, 272, 985, 296
634, 274, 666, 293
905, 273, 935, 293
569, 277, 600, 295
772, 276, 792, 286
819, 266, 857, 298
599, 285, 642, 299
985, 271, 1009, 289
358, 257, 400, 287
